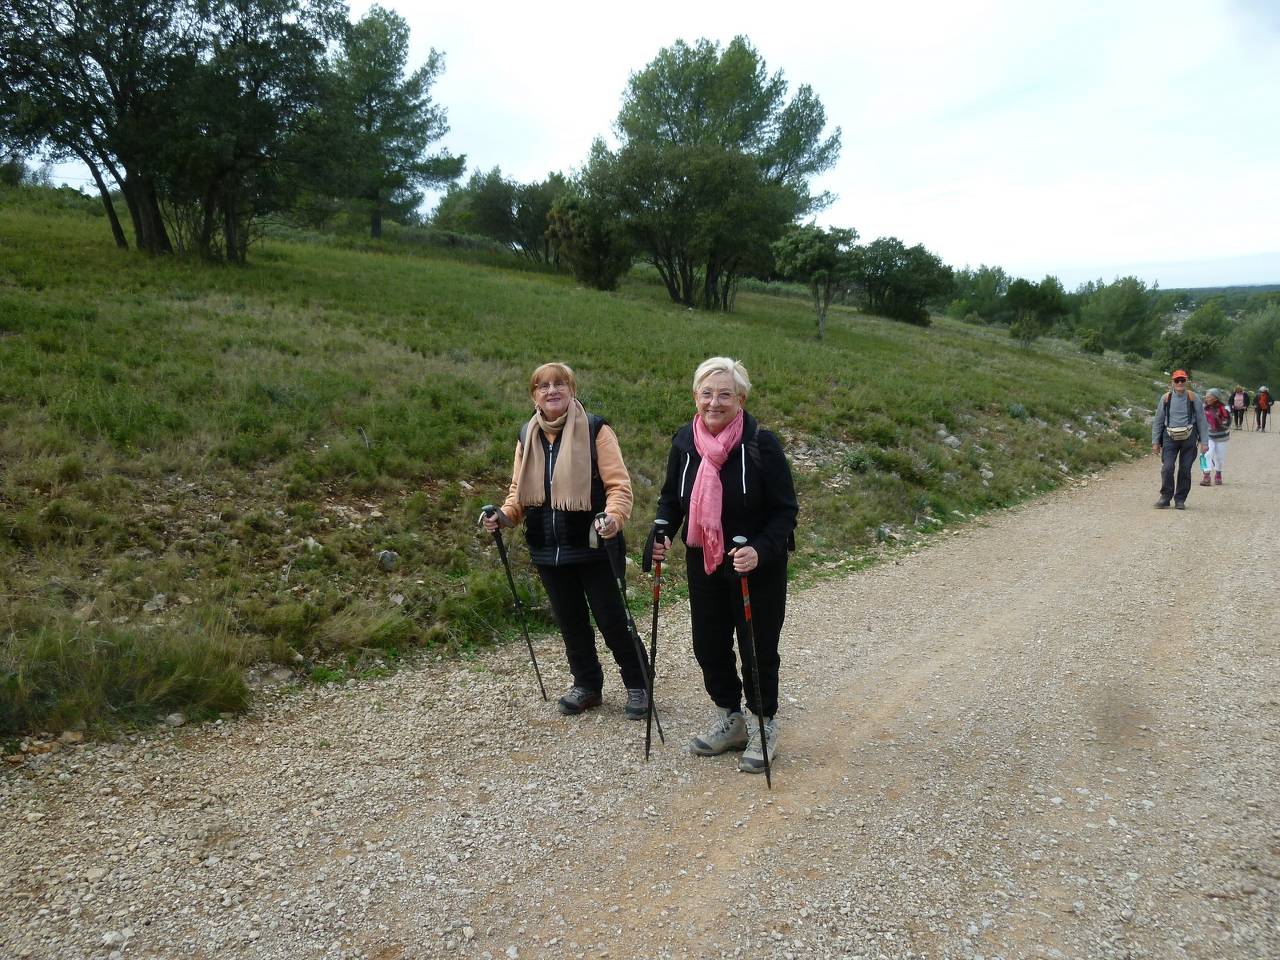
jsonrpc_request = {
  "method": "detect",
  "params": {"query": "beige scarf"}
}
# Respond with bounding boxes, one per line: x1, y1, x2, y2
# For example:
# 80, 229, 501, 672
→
516, 398, 593, 511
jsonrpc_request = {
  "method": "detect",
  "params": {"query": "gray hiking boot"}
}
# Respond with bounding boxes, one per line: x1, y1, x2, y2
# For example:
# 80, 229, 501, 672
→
624, 688, 648, 720
557, 686, 602, 716
690, 707, 748, 756
738, 713, 778, 774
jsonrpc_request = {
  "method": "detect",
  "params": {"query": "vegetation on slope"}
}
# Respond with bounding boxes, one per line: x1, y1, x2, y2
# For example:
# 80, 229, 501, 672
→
0, 187, 1157, 735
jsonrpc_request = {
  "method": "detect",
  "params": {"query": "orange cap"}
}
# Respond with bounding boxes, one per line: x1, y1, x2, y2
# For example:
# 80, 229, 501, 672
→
1171, 369, 1188, 380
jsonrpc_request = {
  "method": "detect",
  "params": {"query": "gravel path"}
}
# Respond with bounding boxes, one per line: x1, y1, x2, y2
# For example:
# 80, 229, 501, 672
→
4, 434, 1279, 960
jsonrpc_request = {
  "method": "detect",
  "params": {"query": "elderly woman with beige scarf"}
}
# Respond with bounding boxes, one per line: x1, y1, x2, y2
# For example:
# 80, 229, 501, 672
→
482, 362, 648, 717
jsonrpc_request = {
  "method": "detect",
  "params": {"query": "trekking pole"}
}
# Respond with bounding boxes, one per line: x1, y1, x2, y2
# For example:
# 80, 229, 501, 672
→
732, 535, 771, 789
480, 505, 547, 701
642, 518, 669, 761
596, 513, 665, 750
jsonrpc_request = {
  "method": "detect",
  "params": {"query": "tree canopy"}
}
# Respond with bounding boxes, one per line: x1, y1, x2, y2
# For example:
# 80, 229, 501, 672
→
332, 5, 462, 238
771, 223, 858, 340
579, 36, 841, 308
1, 0, 462, 259
849, 237, 952, 326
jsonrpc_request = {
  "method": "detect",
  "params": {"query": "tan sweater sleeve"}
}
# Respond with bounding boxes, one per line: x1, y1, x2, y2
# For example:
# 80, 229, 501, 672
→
498, 441, 524, 526
595, 425, 633, 530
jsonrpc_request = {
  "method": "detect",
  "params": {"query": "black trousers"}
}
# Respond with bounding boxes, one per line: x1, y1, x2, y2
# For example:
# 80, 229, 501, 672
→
1257, 408, 1270, 431
686, 547, 786, 718
537, 559, 645, 691
1160, 436, 1197, 503
1232, 408, 1245, 428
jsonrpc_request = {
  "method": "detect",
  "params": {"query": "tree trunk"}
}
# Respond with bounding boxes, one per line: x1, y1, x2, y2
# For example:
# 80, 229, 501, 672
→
120, 177, 146, 249
142, 183, 172, 254
370, 202, 382, 239
75, 149, 127, 249
223, 201, 242, 265
121, 173, 173, 255
651, 250, 681, 304
198, 187, 219, 259
678, 258, 696, 307
703, 262, 719, 310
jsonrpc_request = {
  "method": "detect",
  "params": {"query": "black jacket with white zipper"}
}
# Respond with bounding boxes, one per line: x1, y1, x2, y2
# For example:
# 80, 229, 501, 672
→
655, 411, 798, 569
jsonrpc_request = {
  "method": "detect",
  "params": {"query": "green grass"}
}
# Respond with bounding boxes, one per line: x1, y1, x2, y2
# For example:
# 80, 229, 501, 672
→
0, 184, 1157, 735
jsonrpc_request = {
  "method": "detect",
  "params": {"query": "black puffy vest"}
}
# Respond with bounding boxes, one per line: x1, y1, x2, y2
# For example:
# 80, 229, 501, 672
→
520, 415, 608, 565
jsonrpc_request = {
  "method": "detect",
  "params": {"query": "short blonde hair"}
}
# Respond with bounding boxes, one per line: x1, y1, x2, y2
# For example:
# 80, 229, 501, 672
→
692, 357, 751, 398
529, 362, 577, 397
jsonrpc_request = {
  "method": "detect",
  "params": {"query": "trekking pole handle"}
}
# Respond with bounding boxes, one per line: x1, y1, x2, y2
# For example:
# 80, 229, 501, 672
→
651, 518, 669, 552
480, 504, 511, 530
731, 535, 749, 573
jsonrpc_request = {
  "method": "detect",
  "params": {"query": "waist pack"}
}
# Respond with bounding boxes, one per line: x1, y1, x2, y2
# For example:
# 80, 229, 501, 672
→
1166, 424, 1193, 442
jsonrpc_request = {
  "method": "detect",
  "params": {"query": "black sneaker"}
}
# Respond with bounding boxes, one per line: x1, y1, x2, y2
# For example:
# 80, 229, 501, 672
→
557, 686, 602, 716
1154, 498, 1171, 509
623, 688, 648, 720
1174, 501, 1186, 510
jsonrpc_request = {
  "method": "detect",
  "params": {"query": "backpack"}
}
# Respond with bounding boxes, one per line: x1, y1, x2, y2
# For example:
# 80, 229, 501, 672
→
1161, 390, 1198, 442
1161, 389, 1198, 415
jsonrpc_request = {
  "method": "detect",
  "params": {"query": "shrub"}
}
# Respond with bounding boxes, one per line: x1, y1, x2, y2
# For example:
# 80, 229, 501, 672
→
1079, 329, 1105, 354
546, 195, 633, 291
842, 447, 873, 473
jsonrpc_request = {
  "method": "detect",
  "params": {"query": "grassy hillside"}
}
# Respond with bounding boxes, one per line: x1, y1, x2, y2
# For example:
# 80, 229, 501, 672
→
0, 186, 1158, 736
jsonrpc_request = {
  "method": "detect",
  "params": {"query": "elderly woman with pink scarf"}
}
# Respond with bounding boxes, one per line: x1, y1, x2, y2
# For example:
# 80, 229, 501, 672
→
650, 357, 798, 774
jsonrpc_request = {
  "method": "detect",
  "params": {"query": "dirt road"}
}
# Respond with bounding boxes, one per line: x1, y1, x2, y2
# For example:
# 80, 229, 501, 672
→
4, 433, 1278, 960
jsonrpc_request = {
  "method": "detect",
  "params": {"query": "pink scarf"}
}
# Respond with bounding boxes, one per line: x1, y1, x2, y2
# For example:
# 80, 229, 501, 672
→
687, 410, 745, 574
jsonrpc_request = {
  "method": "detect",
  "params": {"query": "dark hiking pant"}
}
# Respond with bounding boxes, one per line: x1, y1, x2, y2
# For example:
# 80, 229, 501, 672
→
537, 560, 645, 692
1232, 408, 1245, 429
1257, 409, 1270, 431
1160, 436, 1197, 504
686, 547, 786, 718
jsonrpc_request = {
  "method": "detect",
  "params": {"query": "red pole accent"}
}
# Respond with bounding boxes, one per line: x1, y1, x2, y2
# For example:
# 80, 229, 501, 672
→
739, 576, 752, 621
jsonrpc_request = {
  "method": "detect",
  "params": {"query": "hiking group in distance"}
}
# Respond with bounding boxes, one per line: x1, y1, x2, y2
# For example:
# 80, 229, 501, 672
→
1151, 369, 1271, 510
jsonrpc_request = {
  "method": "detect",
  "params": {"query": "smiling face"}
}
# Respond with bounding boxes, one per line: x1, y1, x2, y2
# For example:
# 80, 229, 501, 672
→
1172, 375, 1188, 395
533, 374, 573, 420
694, 371, 744, 435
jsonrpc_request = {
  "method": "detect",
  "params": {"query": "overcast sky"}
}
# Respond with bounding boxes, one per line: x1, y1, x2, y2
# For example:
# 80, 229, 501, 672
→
48, 0, 1280, 288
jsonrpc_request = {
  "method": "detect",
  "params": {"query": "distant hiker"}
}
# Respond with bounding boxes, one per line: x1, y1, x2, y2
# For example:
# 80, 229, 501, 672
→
1229, 385, 1250, 430
1255, 386, 1272, 432
649, 357, 798, 775
1151, 369, 1209, 510
480, 363, 649, 718
1200, 388, 1231, 487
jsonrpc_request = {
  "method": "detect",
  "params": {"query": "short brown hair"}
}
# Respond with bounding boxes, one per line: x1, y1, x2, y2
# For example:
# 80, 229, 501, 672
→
529, 362, 577, 397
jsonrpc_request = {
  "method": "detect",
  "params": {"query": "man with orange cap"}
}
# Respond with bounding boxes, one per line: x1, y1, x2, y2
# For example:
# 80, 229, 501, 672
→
1151, 370, 1209, 509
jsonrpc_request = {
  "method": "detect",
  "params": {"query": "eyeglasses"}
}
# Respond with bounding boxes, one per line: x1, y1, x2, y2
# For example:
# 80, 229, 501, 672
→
697, 390, 738, 404
1173, 377, 1187, 383
535, 380, 570, 394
